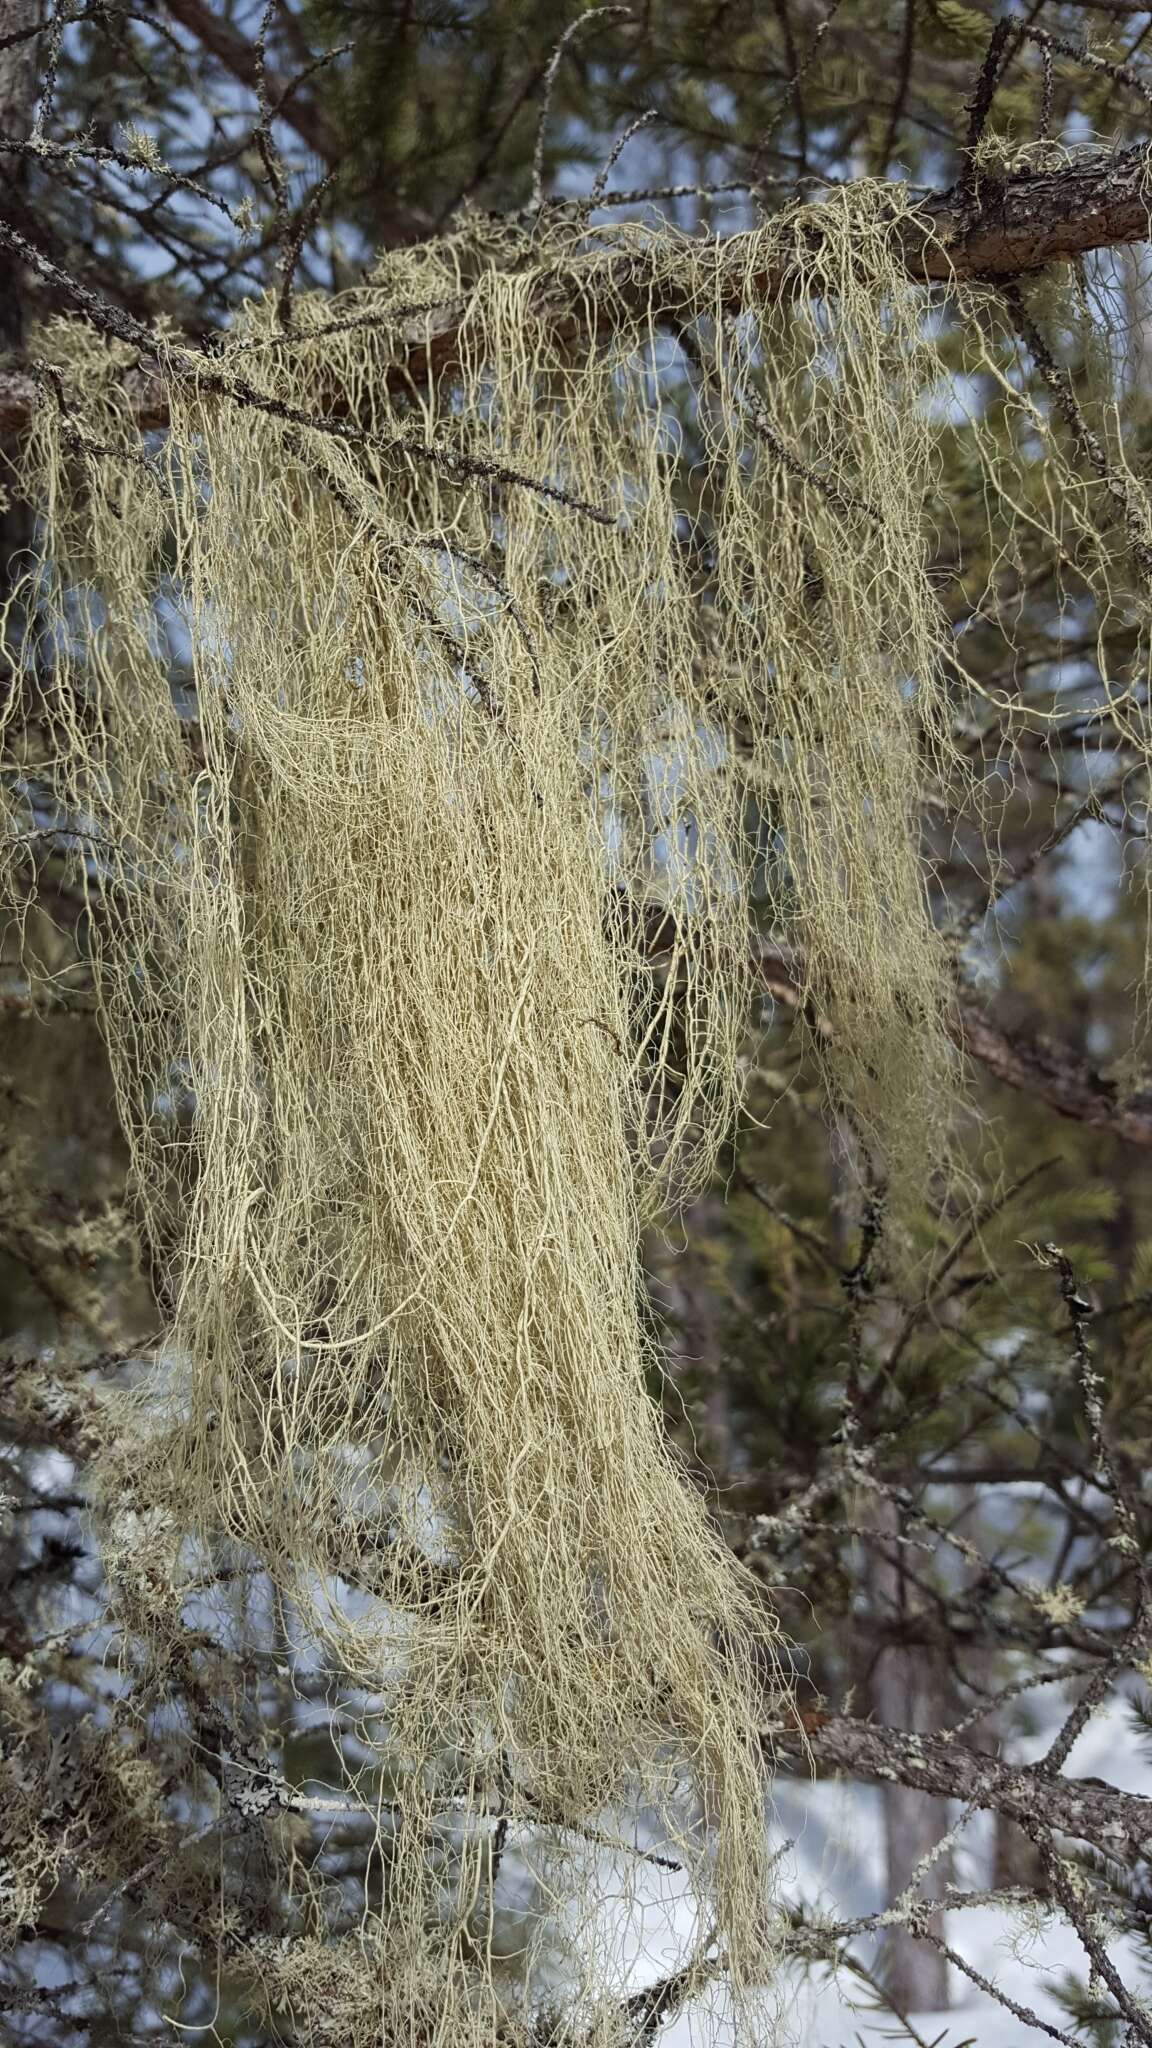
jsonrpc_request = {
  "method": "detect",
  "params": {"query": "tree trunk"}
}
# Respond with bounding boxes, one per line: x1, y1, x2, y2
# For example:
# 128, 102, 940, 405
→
868, 1497, 953, 2014
0, 0, 39, 577
0, 1, 38, 355
647, 1195, 732, 1487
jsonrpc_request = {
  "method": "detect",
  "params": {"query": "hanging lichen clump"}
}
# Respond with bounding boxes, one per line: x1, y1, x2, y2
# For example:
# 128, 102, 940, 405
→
1, 183, 1022, 2038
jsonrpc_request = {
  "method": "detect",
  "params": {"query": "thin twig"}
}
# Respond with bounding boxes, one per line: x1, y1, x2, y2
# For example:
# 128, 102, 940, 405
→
911, 1919, 1083, 2045
0, 214, 613, 526
1034, 1241, 1141, 1547
1044, 1605, 1150, 1770
735, 1168, 843, 1272
1002, 281, 1152, 584
947, 790, 1112, 942
0, 136, 245, 226
252, 0, 290, 326
589, 175, 760, 208
750, 0, 842, 181
276, 164, 338, 331
884, 1158, 1059, 1375
0, 5, 94, 53
531, 7, 632, 211
589, 106, 659, 208
841, 1172, 886, 1429
1020, 20, 1152, 108
623, 1933, 721, 2040
31, 0, 65, 143
677, 320, 881, 525
1030, 1240, 1149, 1769
878, 0, 917, 172
1045, 1848, 1152, 2046
944, 1658, 1102, 1742
1039, 37, 1055, 140
962, 18, 1014, 184
224, 293, 466, 355
79, 1817, 225, 1936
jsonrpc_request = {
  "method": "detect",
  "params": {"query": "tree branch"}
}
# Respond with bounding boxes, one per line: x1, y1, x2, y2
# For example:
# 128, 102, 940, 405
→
2, 144, 1151, 432
952, 985, 1152, 1146
775, 1712, 1152, 1863
755, 940, 1152, 1148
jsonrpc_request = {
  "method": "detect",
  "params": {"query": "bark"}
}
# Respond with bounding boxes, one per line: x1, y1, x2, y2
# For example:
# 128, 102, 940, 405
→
911, 139, 1152, 280
951, 985, 1152, 1144
0, 0, 38, 357
773, 1712, 1152, 1864
866, 1496, 952, 2012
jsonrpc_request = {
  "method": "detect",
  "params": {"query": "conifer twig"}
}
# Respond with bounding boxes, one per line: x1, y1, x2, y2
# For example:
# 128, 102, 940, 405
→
1002, 280, 1152, 585
589, 106, 658, 208
1045, 1848, 1152, 2047
1020, 20, 1152, 108
530, 7, 632, 213
962, 17, 1014, 183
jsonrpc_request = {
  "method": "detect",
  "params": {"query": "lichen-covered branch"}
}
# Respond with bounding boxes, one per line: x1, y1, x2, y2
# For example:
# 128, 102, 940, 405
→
773, 1713, 1152, 1864
1, 145, 1150, 435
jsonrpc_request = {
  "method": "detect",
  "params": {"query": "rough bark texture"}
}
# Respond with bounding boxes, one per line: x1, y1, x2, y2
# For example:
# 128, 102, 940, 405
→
774, 1713, 1152, 1863
913, 140, 1152, 279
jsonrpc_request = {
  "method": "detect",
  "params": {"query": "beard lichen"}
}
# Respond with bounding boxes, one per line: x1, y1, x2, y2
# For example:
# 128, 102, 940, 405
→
2, 181, 1094, 2037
